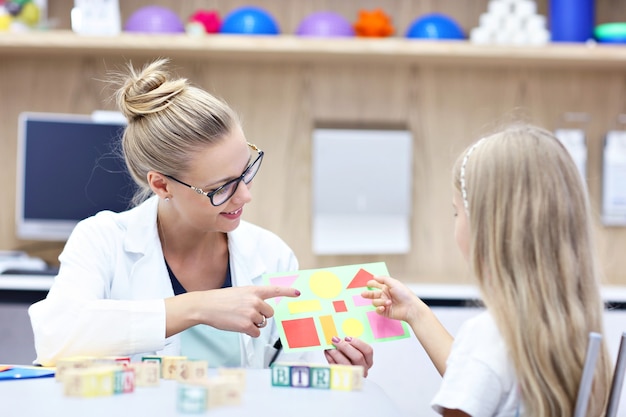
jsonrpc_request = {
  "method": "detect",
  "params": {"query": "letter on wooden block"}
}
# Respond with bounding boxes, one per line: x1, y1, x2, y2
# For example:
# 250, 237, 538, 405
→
330, 365, 364, 391
141, 355, 163, 378
206, 377, 243, 408
177, 384, 208, 413
310, 366, 331, 389
130, 361, 160, 387
161, 356, 188, 380
271, 364, 291, 387
64, 367, 115, 397
113, 368, 135, 394
179, 360, 209, 382
290, 365, 310, 388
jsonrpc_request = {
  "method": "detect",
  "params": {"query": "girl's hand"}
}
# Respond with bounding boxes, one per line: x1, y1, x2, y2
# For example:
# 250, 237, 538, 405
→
361, 275, 422, 324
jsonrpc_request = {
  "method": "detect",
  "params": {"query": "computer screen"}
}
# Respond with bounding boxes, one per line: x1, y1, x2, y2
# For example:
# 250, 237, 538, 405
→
16, 112, 137, 241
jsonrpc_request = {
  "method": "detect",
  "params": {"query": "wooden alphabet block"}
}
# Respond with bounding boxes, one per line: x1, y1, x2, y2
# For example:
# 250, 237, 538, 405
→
129, 361, 160, 387
95, 356, 131, 367
309, 365, 331, 389
55, 356, 95, 382
330, 364, 364, 391
206, 376, 243, 408
63, 367, 115, 397
178, 360, 209, 382
270, 363, 291, 387
141, 355, 164, 378
289, 365, 310, 388
217, 367, 246, 388
161, 356, 188, 380
177, 384, 208, 413
113, 367, 135, 394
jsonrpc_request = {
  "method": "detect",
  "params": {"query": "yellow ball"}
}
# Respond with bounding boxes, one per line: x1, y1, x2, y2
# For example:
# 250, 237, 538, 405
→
0, 14, 12, 31
18, 3, 40, 27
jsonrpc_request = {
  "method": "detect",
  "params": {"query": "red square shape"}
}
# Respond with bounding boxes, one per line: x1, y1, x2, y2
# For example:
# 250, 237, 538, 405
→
333, 300, 348, 313
283, 318, 321, 349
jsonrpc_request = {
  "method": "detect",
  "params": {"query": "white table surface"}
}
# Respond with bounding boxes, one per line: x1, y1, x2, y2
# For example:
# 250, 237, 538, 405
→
1, 368, 407, 417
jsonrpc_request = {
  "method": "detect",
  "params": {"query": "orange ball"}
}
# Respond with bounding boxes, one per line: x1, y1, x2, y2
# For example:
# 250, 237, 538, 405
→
353, 9, 394, 37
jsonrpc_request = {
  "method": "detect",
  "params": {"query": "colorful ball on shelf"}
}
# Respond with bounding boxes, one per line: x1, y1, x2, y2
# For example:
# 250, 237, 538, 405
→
124, 6, 185, 34
595, 23, 626, 44
353, 8, 394, 37
405, 13, 465, 40
220, 6, 280, 35
0, 0, 41, 31
188, 9, 221, 34
296, 11, 354, 37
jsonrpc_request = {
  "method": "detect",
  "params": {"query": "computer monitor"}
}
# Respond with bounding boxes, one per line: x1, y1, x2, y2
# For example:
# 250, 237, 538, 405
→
15, 112, 137, 241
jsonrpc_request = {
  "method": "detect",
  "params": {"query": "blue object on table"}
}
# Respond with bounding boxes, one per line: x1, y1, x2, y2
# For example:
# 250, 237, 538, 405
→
405, 13, 465, 40
549, 0, 595, 42
220, 6, 280, 35
0, 366, 55, 380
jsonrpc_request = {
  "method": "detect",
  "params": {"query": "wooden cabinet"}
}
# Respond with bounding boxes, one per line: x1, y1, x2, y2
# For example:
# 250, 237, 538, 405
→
2, 0, 626, 284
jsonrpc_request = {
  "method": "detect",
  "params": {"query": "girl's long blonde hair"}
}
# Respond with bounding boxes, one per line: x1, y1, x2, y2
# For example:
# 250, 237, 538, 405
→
453, 124, 611, 417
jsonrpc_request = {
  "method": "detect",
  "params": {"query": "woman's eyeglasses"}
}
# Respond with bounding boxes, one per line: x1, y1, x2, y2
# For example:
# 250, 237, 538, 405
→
165, 143, 264, 206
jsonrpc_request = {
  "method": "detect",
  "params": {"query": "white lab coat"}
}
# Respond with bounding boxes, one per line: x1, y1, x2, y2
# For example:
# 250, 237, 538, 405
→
29, 196, 315, 367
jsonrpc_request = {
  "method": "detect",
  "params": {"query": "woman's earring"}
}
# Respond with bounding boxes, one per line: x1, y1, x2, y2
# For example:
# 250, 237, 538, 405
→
165, 197, 170, 202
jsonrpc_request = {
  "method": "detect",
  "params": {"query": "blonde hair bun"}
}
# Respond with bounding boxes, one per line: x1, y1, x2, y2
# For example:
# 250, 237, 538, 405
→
116, 58, 188, 122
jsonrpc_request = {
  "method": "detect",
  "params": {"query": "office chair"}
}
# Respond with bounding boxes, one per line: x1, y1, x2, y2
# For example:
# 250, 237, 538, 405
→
606, 332, 626, 417
573, 332, 603, 417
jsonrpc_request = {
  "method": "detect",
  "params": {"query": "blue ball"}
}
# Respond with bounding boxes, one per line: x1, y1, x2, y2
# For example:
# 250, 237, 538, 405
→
220, 6, 280, 35
406, 13, 465, 40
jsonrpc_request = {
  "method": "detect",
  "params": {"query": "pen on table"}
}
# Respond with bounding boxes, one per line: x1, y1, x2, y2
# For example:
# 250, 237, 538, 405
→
269, 339, 282, 366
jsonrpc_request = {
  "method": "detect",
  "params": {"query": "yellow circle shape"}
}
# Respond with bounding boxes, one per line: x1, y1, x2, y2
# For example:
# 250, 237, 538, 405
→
309, 271, 342, 298
342, 318, 364, 338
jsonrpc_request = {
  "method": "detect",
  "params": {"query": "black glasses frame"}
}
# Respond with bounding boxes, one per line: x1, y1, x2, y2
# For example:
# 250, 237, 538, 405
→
165, 142, 264, 206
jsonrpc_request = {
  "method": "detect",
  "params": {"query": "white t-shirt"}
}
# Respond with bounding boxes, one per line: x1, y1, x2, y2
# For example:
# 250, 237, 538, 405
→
431, 311, 523, 417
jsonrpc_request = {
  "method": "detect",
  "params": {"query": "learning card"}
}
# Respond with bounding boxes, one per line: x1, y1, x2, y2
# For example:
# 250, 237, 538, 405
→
263, 262, 410, 352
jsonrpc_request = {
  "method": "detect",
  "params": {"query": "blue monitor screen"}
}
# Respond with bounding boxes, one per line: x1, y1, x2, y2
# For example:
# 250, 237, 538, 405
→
16, 112, 137, 241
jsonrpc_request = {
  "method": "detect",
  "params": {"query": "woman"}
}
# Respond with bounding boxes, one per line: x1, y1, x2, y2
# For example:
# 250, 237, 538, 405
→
29, 58, 373, 374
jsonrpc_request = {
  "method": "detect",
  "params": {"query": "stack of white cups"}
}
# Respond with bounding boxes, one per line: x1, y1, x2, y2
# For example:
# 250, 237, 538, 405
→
470, 0, 550, 45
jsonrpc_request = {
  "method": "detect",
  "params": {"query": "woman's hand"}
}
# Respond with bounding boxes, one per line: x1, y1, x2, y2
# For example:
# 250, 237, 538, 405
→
324, 337, 374, 377
165, 285, 300, 338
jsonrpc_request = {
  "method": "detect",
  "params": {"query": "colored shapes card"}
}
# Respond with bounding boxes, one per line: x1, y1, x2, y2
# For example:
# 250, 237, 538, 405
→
263, 262, 410, 353
0, 365, 55, 380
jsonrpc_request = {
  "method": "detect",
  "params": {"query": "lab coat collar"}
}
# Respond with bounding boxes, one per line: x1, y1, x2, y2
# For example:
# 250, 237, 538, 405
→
124, 196, 161, 256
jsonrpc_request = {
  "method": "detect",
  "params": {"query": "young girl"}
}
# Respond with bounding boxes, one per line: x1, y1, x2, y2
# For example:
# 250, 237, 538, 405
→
362, 124, 611, 416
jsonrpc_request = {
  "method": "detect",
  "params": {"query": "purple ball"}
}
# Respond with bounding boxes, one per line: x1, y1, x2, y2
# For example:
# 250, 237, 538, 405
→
125, 6, 185, 34
296, 11, 355, 37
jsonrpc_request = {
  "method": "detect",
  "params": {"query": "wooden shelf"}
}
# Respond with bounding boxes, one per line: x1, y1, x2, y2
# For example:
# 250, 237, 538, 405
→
1, 30, 626, 68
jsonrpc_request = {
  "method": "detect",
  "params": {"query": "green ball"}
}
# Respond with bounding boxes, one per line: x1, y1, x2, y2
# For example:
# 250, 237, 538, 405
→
594, 23, 626, 43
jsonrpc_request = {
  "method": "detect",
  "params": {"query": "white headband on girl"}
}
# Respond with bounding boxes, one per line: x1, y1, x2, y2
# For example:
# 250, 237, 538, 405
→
460, 138, 485, 214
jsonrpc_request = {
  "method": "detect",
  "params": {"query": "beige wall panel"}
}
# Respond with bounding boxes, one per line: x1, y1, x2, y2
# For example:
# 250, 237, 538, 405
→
3, 1, 626, 284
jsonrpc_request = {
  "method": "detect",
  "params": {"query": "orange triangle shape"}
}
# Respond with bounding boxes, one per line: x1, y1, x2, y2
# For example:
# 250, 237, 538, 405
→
347, 268, 374, 289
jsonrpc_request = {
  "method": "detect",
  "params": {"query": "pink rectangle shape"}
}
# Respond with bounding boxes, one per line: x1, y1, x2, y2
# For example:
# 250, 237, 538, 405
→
366, 311, 406, 339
